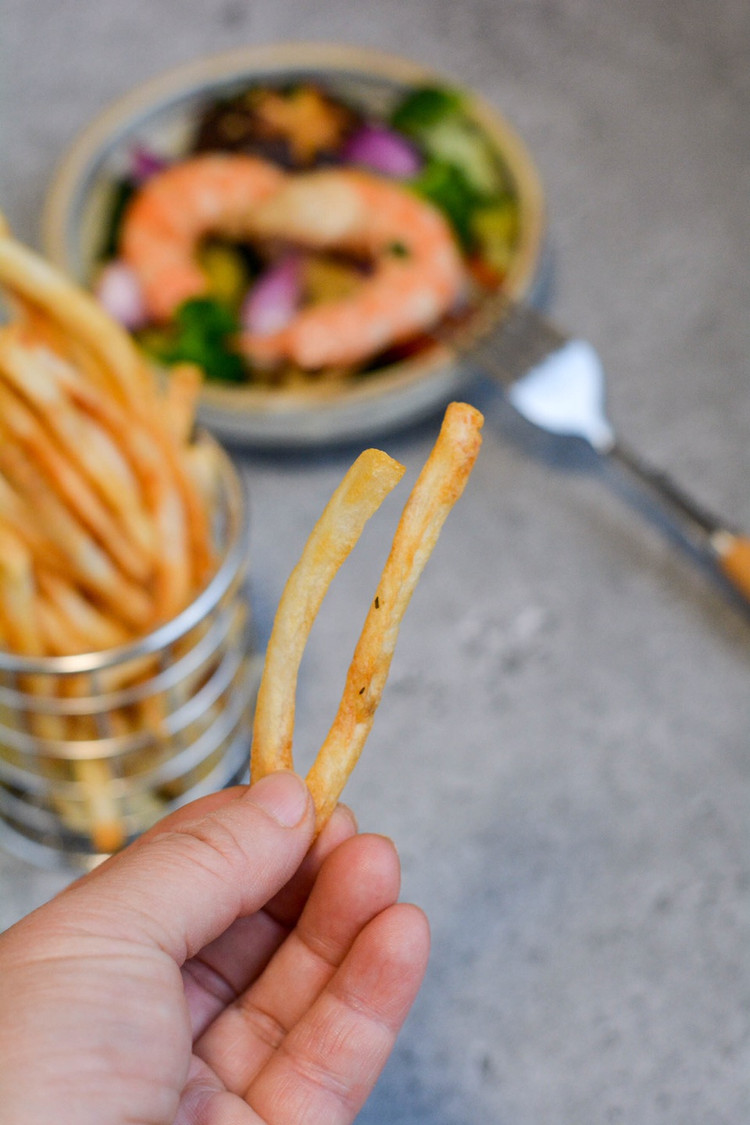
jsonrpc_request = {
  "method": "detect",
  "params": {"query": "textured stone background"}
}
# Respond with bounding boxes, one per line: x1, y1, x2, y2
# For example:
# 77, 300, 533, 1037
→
1, 1, 749, 1121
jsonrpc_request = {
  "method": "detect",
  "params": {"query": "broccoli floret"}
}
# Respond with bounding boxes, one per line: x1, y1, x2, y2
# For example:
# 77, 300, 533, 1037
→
411, 158, 479, 250
139, 297, 246, 383
391, 85, 506, 198
390, 86, 464, 133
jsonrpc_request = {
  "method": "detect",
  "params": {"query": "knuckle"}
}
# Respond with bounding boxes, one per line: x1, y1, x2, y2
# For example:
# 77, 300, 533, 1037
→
236, 997, 287, 1052
165, 817, 248, 883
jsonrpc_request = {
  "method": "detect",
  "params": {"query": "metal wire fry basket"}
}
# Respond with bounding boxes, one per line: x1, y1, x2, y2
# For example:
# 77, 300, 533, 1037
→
0, 442, 258, 871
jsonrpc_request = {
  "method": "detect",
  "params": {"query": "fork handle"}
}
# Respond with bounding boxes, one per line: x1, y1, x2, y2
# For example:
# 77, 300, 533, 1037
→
606, 440, 750, 602
606, 439, 728, 535
711, 533, 750, 602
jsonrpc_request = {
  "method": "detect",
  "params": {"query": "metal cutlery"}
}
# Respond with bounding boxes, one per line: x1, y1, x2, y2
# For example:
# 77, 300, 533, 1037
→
442, 295, 750, 604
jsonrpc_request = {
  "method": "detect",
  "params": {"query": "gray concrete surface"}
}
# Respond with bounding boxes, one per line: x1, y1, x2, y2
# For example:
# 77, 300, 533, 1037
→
1, 1, 749, 1121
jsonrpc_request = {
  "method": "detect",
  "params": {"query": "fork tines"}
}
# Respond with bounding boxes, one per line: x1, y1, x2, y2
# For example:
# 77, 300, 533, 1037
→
436, 291, 568, 387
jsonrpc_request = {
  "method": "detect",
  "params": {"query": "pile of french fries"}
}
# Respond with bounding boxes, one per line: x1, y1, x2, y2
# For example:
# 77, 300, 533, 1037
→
0, 227, 218, 656
0, 218, 224, 854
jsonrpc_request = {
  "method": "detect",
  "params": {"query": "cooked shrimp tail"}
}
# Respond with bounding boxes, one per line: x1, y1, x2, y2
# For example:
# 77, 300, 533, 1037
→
121, 153, 285, 322
239, 168, 465, 369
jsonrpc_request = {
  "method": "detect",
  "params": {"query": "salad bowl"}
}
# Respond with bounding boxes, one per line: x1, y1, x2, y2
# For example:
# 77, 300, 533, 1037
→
43, 42, 545, 446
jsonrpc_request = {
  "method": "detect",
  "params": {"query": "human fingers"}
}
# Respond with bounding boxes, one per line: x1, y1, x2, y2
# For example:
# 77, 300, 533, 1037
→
248, 902, 430, 1124
195, 833, 402, 1094
53, 771, 315, 963
263, 802, 358, 927
183, 803, 358, 1038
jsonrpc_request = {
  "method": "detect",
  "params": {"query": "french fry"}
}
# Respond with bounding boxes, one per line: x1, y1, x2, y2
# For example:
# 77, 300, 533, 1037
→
0, 231, 155, 409
0, 524, 42, 655
251, 448, 406, 781
183, 436, 224, 512
308, 402, 483, 827
0, 525, 69, 766
37, 570, 131, 654
36, 590, 93, 656
0, 471, 85, 587
163, 362, 202, 444
71, 756, 126, 855
51, 355, 212, 617
252, 402, 484, 829
0, 330, 156, 560
0, 439, 154, 630
0, 380, 151, 583
58, 672, 127, 855
0, 526, 126, 845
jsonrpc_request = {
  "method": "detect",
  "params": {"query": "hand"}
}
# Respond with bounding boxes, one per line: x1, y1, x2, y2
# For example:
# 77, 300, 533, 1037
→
0, 772, 429, 1124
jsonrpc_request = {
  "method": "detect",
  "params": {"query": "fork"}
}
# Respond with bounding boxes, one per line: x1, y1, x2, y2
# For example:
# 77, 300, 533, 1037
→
438, 294, 750, 605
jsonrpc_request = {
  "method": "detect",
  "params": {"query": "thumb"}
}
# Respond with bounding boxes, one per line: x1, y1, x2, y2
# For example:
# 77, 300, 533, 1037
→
57, 771, 315, 963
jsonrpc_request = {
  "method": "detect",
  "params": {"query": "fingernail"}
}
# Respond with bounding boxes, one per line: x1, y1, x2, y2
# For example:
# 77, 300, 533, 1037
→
249, 771, 310, 827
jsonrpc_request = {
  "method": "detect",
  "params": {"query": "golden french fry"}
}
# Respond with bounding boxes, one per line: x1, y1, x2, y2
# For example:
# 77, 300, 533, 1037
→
0, 471, 57, 565
0, 330, 156, 561
36, 593, 91, 656
307, 402, 483, 827
54, 356, 211, 617
0, 523, 42, 655
62, 706, 127, 854
69, 755, 127, 854
0, 525, 67, 753
0, 440, 154, 630
0, 473, 92, 602
183, 436, 224, 512
41, 675, 126, 854
37, 570, 131, 654
163, 362, 202, 444
0, 233, 155, 409
0, 381, 151, 583
251, 448, 406, 781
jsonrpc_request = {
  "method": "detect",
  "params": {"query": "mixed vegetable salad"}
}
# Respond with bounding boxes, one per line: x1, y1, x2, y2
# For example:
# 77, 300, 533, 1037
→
95, 81, 521, 386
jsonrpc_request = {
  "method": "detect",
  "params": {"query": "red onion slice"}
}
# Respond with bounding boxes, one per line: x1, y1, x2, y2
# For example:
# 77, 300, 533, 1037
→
240, 256, 303, 336
130, 143, 170, 183
340, 124, 422, 178
94, 261, 148, 330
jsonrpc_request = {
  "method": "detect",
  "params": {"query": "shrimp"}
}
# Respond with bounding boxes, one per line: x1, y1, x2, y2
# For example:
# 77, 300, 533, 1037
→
239, 167, 465, 369
121, 153, 286, 322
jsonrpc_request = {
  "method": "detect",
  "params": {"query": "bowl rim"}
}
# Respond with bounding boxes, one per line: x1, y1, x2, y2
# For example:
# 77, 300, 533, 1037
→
42, 41, 546, 438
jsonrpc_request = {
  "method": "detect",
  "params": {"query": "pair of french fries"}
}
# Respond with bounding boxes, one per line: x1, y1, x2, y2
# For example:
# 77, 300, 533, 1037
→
252, 399, 483, 830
